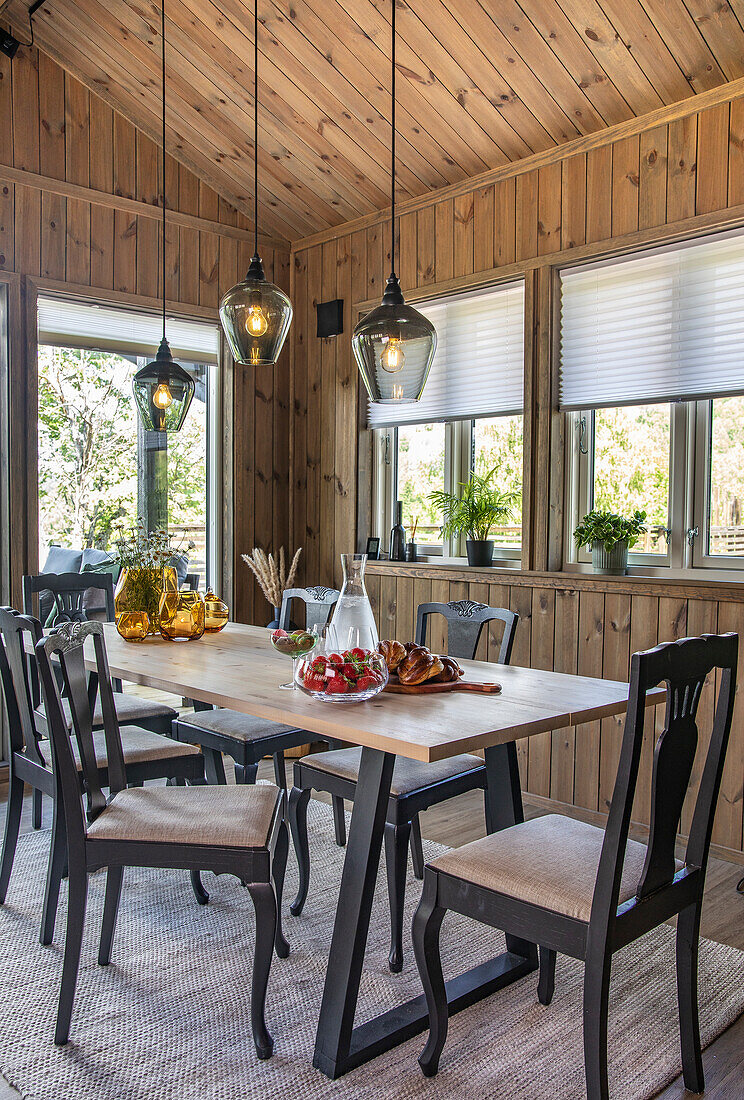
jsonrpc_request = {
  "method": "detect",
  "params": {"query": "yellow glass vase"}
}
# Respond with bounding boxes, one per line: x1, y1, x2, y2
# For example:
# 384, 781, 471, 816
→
159, 589, 205, 641
203, 589, 229, 632
114, 566, 178, 642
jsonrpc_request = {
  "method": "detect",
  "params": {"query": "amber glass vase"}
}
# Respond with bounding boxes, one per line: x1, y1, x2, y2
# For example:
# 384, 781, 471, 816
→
203, 589, 229, 632
159, 589, 206, 641
114, 566, 177, 642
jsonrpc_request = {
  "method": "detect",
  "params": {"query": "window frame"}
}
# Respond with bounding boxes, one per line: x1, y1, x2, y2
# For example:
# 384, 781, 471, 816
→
564, 401, 744, 576
35, 291, 223, 590
373, 416, 523, 564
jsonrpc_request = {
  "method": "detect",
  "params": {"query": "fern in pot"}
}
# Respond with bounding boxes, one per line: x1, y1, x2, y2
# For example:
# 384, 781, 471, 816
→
430, 469, 517, 567
573, 509, 647, 575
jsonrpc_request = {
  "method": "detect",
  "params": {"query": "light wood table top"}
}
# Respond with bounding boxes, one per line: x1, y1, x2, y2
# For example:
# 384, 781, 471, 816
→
89, 623, 663, 763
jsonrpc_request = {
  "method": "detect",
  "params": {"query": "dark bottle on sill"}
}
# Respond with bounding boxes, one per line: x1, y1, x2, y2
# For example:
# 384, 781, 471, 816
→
389, 501, 407, 562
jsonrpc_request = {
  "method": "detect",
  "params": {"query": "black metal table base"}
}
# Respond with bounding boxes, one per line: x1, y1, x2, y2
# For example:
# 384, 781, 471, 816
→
315, 951, 537, 1078
312, 742, 536, 1079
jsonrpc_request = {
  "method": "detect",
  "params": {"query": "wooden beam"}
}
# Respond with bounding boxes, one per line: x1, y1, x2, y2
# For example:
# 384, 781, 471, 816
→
0, 164, 288, 251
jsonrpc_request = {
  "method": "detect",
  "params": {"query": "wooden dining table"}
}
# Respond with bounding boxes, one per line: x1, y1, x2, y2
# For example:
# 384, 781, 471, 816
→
90, 622, 663, 1079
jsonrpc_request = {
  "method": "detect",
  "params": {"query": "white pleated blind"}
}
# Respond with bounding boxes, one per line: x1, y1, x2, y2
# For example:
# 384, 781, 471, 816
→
367, 280, 525, 428
37, 296, 220, 364
559, 229, 744, 410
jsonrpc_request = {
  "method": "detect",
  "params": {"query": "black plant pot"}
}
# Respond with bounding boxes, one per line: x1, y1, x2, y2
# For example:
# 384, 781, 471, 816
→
466, 539, 494, 567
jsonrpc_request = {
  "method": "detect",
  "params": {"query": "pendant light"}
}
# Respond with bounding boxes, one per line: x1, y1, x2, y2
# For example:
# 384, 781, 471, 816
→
351, 0, 436, 404
132, 0, 195, 433
219, 0, 293, 366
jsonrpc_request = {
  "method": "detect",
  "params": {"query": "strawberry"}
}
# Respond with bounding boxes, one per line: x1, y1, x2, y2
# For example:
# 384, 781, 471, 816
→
303, 671, 325, 691
326, 676, 348, 694
356, 674, 378, 692
328, 652, 344, 668
271, 628, 288, 639
311, 654, 328, 672
342, 662, 359, 680
350, 647, 367, 662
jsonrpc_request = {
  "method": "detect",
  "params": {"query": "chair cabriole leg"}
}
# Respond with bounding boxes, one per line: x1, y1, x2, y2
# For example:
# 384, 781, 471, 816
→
410, 814, 425, 879
0, 771, 23, 904
384, 820, 411, 973
412, 869, 448, 1077
55, 866, 88, 1045
273, 815, 290, 958
246, 882, 276, 1060
583, 950, 612, 1100
288, 785, 311, 916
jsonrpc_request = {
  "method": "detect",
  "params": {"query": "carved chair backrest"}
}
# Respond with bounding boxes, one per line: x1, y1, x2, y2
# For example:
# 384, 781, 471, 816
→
279, 586, 340, 634
592, 632, 737, 932
36, 621, 126, 850
0, 606, 47, 767
23, 571, 116, 626
415, 601, 519, 664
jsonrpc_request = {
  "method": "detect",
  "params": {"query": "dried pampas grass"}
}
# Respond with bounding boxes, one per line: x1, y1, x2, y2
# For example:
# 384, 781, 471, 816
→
241, 546, 302, 609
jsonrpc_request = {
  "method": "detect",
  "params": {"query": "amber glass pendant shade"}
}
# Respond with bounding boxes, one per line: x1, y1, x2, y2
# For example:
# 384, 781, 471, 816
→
352, 275, 437, 404
132, 338, 195, 432
203, 589, 229, 632
219, 254, 293, 366
159, 589, 206, 641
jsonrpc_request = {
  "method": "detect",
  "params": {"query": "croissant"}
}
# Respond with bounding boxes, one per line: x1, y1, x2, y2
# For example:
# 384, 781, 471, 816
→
397, 647, 444, 685
432, 655, 464, 683
377, 639, 407, 672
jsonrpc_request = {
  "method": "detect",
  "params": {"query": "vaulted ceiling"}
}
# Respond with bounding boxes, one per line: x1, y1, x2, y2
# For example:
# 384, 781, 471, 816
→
5, 0, 744, 245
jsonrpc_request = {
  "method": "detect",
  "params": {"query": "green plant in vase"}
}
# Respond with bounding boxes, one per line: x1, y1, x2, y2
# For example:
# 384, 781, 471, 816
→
573, 509, 647, 575
113, 521, 194, 640
430, 468, 517, 566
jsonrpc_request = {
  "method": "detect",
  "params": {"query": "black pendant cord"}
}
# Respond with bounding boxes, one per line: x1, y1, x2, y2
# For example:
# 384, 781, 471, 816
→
161, 0, 167, 340
254, 0, 259, 259
390, 0, 396, 281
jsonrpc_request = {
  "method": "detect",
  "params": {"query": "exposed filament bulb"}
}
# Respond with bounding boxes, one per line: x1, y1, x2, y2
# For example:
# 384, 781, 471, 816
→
381, 336, 404, 373
247, 304, 268, 337
152, 382, 173, 410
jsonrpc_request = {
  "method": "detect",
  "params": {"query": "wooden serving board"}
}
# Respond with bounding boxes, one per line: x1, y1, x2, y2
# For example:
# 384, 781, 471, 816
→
384, 678, 502, 696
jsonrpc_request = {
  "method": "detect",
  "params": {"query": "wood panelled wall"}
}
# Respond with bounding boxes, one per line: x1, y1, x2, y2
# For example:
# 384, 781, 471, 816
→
364, 565, 744, 861
0, 41, 290, 622
289, 90, 744, 860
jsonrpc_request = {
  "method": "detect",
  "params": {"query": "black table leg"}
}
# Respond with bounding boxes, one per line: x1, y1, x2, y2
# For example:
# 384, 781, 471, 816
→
313, 747, 395, 1077
313, 741, 538, 1080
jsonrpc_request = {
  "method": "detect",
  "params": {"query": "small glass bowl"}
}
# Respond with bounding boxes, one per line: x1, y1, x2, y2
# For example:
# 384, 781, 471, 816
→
294, 647, 388, 703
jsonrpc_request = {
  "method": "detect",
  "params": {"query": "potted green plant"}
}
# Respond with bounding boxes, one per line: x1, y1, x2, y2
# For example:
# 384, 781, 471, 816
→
430, 469, 517, 567
573, 509, 647, 575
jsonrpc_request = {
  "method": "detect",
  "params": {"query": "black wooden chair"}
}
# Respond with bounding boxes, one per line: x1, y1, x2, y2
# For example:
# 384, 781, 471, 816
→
412, 632, 738, 1098
171, 585, 348, 841
35, 619, 289, 1056
289, 600, 519, 972
24, 571, 177, 734
0, 606, 206, 946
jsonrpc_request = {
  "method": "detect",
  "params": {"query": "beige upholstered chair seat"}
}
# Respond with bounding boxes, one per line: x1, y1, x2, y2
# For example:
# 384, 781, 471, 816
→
178, 708, 299, 742
39, 726, 201, 770
87, 783, 280, 848
431, 814, 683, 923
301, 746, 484, 798
36, 691, 176, 729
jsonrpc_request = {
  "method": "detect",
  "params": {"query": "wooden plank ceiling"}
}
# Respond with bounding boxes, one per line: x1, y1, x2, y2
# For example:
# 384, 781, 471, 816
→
4, 0, 744, 244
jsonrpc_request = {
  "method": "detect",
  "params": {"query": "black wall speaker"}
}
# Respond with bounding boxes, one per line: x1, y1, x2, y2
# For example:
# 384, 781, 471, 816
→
316, 299, 344, 338
0, 31, 20, 59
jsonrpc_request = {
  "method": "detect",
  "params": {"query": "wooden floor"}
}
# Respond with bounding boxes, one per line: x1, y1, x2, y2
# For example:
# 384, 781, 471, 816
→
1, 764, 743, 1098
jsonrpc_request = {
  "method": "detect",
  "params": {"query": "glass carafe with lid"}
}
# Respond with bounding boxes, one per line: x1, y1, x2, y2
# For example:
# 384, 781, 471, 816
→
329, 553, 379, 653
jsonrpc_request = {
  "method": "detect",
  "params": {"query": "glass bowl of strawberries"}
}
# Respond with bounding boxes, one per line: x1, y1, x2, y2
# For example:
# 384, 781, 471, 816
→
294, 645, 388, 703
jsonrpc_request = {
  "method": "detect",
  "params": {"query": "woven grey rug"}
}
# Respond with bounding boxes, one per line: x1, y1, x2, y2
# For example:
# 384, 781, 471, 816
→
0, 800, 743, 1100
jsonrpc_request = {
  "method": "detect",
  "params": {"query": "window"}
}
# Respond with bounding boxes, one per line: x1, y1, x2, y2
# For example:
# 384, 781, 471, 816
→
371, 282, 525, 561
36, 297, 220, 586
561, 229, 744, 574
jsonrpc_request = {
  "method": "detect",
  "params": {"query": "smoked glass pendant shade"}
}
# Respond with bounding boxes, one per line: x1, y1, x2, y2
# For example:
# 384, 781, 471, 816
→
219, 253, 293, 366
132, 338, 195, 432
352, 274, 437, 403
